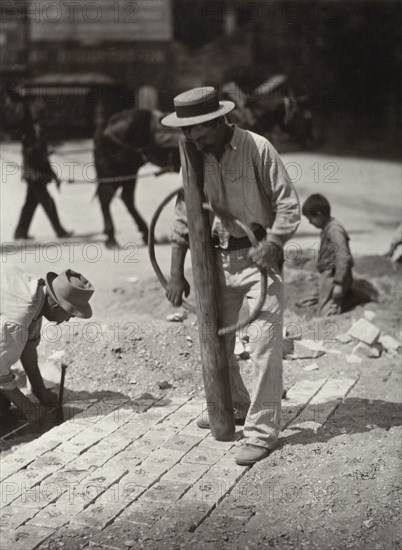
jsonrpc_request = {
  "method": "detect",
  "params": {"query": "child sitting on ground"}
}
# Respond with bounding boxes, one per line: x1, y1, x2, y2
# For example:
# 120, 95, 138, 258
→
299, 193, 354, 316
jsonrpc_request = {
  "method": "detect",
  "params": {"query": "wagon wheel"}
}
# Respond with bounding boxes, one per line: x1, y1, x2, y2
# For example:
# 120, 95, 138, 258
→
148, 188, 268, 336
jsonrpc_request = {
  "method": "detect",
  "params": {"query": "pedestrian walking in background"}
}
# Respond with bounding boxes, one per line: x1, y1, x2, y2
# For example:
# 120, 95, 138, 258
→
14, 119, 73, 240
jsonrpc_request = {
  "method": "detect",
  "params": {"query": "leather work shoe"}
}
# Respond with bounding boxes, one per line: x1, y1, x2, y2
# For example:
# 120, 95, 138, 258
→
235, 444, 272, 466
197, 414, 246, 430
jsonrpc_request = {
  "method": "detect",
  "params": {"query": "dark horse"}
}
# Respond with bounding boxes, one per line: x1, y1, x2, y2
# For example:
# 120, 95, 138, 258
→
94, 109, 180, 248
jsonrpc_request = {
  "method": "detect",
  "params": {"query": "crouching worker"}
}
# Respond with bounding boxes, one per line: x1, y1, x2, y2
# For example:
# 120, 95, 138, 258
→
0, 266, 94, 423
299, 193, 354, 316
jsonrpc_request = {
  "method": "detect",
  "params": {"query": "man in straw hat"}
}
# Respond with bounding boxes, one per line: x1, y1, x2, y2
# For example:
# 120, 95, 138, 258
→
162, 87, 300, 465
0, 265, 94, 423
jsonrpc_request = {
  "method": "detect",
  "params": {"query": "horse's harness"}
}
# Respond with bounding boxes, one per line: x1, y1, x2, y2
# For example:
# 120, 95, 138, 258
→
106, 131, 149, 164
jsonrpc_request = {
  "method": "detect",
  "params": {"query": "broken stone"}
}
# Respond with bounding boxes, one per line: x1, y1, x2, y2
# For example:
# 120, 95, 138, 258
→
282, 338, 294, 358
363, 310, 376, 321
304, 363, 319, 372
185, 335, 193, 343
48, 350, 65, 361
379, 334, 401, 352
166, 312, 185, 322
346, 354, 363, 364
336, 333, 353, 344
369, 347, 381, 359
283, 324, 302, 340
287, 339, 326, 359
353, 342, 382, 359
235, 337, 250, 359
348, 319, 380, 345
363, 518, 374, 528
234, 338, 245, 356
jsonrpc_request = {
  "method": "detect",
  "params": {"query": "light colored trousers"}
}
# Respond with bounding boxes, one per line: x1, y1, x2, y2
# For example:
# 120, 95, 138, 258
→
214, 247, 284, 449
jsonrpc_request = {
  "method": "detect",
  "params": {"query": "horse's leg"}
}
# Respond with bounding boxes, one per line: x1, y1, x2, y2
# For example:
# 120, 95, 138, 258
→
120, 180, 149, 245
98, 183, 118, 248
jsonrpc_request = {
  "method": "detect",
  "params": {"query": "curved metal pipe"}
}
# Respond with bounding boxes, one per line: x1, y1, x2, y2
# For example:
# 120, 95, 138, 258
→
148, 188, 196, 314
148, 190, 268, 335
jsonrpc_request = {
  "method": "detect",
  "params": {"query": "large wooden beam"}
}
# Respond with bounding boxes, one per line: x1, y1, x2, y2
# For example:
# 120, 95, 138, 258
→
179, 138, 235, 441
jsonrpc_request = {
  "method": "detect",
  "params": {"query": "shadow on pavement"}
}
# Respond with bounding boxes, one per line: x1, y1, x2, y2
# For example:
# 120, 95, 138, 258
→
280, 397, 402, 448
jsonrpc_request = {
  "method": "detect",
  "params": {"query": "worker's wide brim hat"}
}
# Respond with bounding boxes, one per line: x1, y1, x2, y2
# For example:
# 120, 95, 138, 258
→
161, 87, 235, 128
45, 269, 94, 319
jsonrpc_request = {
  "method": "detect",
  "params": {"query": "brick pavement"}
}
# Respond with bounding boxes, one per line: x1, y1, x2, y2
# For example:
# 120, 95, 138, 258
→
0, 377, 358, 549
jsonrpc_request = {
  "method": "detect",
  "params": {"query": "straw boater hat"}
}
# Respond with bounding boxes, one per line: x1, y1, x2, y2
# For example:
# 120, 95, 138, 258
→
45, 269, 95, 319
161, 87, 235, 128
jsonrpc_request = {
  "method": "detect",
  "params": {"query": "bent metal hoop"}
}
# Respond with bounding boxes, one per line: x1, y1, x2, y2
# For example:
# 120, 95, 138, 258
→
148, 188, 269, 336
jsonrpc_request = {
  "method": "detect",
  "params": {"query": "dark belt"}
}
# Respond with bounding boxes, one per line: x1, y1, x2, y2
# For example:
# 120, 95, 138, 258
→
212, 226, 267, 251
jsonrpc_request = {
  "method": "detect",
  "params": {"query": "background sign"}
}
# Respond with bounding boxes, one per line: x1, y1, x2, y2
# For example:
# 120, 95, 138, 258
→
30, 0, 172, 43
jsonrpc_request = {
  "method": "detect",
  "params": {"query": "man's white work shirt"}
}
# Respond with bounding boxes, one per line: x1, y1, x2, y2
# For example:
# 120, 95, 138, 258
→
172, 125, 300, 249
0, 266, 45, 390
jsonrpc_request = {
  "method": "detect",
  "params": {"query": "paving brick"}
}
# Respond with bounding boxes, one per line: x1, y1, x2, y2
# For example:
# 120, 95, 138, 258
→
0, 525, 54, 550
182, 459, 245, 506
290, 339, 326, 359
348, 318, 381, 345
42, 466, 95, 489
70, 478, 148, 530
70, 501, 126, 530
26, 498, 84, 529
162, 434, 203, 452
27, 462, 128, 529
197, 433, 239, 450
179, 419, 205, 436
69, 450, 119, 470
336, 332, 353, 344
0, 440, 60, 481
133, 428, 176, 447
281, 378, 328, 428
27, 450, 68, 470
180, 446, 227, 465
0, 504, 40, 531
140, 480, 189, 503
1, 466, 56, 507
109, 444, 150, 464
283, 377, 358, 436
152, 501, 211, 533
116, 501, 171, 525
163, 462, 209, 484
111, 422, 157, 441
117, 456, 175, 485
146, 446, 184, 466
380, 334, 401, 352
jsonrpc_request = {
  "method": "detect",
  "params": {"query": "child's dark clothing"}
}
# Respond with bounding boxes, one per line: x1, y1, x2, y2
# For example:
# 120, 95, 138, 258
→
316, 218, 354, 315
298, 218, 354, 316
